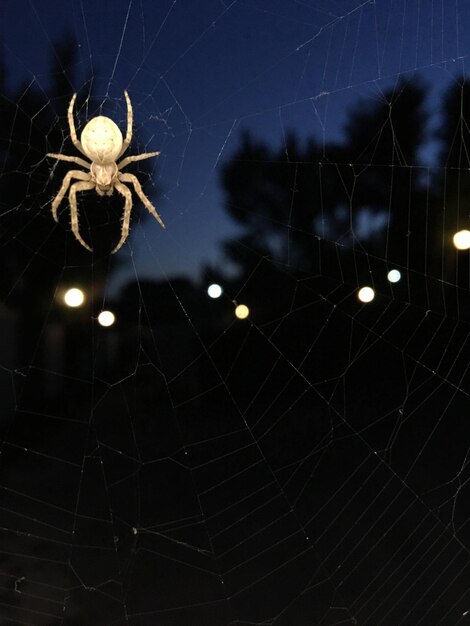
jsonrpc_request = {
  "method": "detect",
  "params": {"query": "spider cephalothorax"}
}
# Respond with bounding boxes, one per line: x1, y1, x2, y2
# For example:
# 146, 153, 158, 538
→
47, 91, 164, 253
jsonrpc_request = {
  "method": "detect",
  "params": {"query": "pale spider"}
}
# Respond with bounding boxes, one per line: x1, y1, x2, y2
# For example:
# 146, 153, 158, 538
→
47, 91, 164, 253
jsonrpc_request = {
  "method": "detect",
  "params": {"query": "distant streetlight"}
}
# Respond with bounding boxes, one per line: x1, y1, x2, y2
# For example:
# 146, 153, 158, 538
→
235, 304, 250, 319
64, 288, 85, 308
453, 230, 470, 250
97, 311, 115, 327
387, 269, 401, 283
357, 286, 375, 303
207, 283, 223, 299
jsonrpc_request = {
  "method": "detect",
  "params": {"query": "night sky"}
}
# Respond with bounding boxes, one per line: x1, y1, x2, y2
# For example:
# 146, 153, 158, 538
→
0, 0, 467, 284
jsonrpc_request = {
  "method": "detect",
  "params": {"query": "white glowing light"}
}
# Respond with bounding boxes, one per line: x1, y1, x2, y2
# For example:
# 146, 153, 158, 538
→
453, 230, 470, 250
387, 269, 401, 283
64, 288, 85, 307
98, 310, 115, 327
207, 283, 223, 299
357, 286, 375, 303
235, 304, 250, 319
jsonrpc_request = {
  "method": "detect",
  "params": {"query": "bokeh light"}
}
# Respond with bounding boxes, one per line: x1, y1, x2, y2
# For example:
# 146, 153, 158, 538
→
235, 304, 250, 319
207, 283, 223, 298
357, 286, 375, 303
64, 288, 85, 308
387, 269, 401, 283
97, 310, 116, 327
453, 229, 470, 250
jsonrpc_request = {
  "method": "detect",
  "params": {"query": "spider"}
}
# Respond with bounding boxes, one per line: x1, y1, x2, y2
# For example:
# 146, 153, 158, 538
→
47, 91, 164, 253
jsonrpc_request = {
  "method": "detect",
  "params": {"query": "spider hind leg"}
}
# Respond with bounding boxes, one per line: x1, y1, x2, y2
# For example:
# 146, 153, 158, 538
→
112, 181, 133, 253
68, 180, 95, 251
118, 172, 165, 229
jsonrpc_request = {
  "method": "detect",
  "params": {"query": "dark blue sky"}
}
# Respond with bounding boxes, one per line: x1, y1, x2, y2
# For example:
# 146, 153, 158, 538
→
0, 0, 468, 289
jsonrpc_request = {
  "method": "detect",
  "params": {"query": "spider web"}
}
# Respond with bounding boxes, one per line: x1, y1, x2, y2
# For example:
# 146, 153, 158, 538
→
1, 0, 470, 624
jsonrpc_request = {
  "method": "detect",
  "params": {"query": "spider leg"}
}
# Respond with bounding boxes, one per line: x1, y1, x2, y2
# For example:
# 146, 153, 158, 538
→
47, 153, 91, 169
68, 180, 96, 251
50, 170, 91, 222
112, 181, 133, 253
118, 91, 133, 159
117, 151, 160, 171
118, 172, 165, 228
68, 93, 88, 157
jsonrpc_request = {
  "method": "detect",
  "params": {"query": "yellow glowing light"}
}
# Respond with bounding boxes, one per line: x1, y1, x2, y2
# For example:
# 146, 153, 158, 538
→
453, 230, 470, 250
235, 304, 250, 319
207, 283, 223, 299
98, 311, 115, 327
357, 286, 375, 303
387, 269, 401, 283
64, 288, 85, 307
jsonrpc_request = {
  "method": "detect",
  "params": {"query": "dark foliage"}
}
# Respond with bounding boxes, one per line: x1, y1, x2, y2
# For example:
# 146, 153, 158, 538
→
221, 80, 429, 280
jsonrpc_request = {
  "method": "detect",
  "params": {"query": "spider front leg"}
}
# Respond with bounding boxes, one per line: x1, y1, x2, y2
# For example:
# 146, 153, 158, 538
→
50, 170, 91, 222
68, 180, 96, 251
118, 172, 165, 228
68, 93, 88, 156
118, 91, 133, 158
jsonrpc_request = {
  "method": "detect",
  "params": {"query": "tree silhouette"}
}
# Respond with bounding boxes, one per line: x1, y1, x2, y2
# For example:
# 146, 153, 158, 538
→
221, 132, 334, 274
338, 79, 432, 299
0, 35, 161, 398
0, 37, 108, 378
221, 80, 428, 280
0, 35, 166, 624
434, 79, 470, 300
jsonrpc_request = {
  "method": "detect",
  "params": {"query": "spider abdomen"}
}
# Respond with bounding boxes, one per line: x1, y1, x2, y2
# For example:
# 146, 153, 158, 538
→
81, 116, 123, 163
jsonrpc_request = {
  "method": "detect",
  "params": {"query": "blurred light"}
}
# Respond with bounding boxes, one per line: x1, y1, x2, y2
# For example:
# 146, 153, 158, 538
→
207, 283, 223, 299
357, 286, 375, 303
453, 229, 470, 250
387, 269, 401, 283
98, 310, 115, 327
64, 288, 85, 307
235, 304, 250, 319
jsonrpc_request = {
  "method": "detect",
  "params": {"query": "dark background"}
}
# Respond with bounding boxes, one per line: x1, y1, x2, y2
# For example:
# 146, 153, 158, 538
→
1, 1, 470, 624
